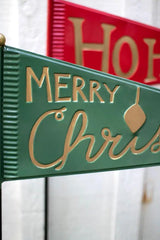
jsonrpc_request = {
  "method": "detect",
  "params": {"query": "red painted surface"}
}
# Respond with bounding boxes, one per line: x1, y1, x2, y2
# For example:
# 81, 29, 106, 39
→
47, 0, 160, 84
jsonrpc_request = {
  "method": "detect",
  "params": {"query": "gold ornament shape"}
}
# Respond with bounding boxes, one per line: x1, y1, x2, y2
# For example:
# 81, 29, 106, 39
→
124, 87, 146, 133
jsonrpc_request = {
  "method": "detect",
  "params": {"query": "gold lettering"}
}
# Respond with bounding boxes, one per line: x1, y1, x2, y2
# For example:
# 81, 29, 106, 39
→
29, 109, 89, 170
69, 17, 116, 72
26, 67, 52, 103
29, 109, 160, 171
90, 80, 104, 103
113, 36, 139, 78
86, 128, 112, 163
54, 74, 71, 102
29, 108, 66, 169
86, 126, 160, 162
109, 127, 160, 159
103, 84, 120, 103
73, 76, 88, 102
55, 111, 88, 170
144, 39, 160, 83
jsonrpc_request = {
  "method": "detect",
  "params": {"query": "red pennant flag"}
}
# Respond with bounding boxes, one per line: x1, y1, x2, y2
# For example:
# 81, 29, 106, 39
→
47, 0, 160, 85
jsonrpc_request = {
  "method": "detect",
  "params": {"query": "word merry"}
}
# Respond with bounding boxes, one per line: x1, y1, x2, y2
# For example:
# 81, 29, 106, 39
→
26, 67, 120, 103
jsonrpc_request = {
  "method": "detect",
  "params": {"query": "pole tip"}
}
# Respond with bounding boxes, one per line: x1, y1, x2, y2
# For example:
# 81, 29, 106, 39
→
0, 33, 6, 46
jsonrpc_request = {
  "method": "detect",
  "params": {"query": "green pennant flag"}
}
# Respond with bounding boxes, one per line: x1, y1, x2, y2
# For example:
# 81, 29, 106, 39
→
0, 37, 160, 184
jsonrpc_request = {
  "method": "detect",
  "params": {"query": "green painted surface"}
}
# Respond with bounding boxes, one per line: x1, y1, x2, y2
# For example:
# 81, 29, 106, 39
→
1, 45, 160, 182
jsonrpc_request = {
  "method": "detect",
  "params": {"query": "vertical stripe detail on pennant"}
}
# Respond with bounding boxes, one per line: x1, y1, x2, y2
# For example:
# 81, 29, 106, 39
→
47, 0, 66, 60
3, 49, 20, 179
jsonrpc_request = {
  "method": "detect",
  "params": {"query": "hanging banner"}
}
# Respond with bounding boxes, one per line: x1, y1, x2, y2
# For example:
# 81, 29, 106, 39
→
47, 0, 160, 85
0, 40, 160, 183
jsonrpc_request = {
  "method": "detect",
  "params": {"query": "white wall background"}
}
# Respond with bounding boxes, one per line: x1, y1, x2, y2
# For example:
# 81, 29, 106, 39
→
1, 1, 47, 239
1, 0, 160, 240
